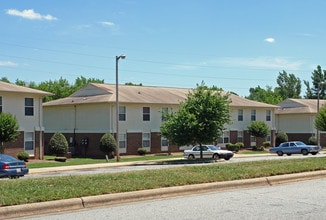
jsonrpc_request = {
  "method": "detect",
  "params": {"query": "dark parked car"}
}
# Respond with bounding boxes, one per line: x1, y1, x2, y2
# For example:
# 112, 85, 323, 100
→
269, 141, 321, 156
0, 154, 29, 179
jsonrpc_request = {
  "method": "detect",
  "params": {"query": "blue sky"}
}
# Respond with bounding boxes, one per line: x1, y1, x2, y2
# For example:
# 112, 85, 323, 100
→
1, 0, 326, 97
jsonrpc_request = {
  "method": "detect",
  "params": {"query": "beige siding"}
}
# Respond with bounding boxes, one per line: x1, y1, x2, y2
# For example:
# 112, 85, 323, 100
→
276, 114, 315, 133
44, 103, 112, 133
1, 92, 43, 131
228, 108, 275, 131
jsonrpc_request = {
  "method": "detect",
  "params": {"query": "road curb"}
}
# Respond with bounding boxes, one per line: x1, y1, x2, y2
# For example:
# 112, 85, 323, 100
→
1, 170, 326, 219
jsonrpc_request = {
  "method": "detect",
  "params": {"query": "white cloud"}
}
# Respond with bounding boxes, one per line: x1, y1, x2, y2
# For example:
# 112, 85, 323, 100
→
100, 21, 115, 27
264, 38, 275, 43
6, 9, 57, 21
218, 57, 303, 71
0, 61, 17, 67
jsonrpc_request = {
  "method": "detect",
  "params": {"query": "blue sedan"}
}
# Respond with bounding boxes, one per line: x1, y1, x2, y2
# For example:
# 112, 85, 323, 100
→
0, 154, 29, 179
269, 141, 321, 156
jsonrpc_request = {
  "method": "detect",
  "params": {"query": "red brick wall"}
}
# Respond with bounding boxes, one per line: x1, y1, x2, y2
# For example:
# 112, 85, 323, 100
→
3, 131, 43, 159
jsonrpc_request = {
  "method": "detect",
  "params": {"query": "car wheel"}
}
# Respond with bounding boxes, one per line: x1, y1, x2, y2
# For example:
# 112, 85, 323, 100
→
286, 153, 292, 156
224, 156, 231, 160
301, 149, 309, 155
311, 152, 317, 155
188, 154, 195, 160
212, 154, 219, 160
277, 151, 283, 156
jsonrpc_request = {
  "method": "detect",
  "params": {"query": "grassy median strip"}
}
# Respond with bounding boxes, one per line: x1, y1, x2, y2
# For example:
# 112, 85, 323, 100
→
1, 157, 325, 207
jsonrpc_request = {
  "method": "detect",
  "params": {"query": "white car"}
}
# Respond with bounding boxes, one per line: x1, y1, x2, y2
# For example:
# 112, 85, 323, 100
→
183, 145, 234, 160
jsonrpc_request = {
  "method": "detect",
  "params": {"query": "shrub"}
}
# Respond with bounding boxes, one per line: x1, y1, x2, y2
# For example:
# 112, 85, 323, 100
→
308, 136, 317, 145
49, 132, 69, 156
262, 141, 271, 148
225, 143, 240, 152
137, 147, 147, 155
275, 131, 288, 146
99, 133, 116, 158
252, 145, 265, 151
235, 142, 244, 149
17, 151, 29, 162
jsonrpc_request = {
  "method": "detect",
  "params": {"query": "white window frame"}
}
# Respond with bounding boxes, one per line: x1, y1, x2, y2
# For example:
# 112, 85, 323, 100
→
143, 107, 150, 121
266, 110, 271, 121
142, 132, 151, 148
24, 132, 34, 156
251, 109, 256, 121
25, 97, 34, 116
237, 130, 243, 142
119, 133, 126, 148
119, 106, 126, 121
238, 109, 243, 121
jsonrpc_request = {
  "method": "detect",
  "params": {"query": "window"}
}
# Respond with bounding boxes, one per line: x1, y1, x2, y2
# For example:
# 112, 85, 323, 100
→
266, 110, 271, 121
250, 136, 256, 142
0, 96, 2, 113
266, 135, 271, 142
24, 132, 34, 152
161, 107, 168, 121
143, 107, 150, 121
142, 133, 150, 147
25, 98, 34, 116
217, 131, 229, 144
119, 134, 126, 148
238, 109, 243, 121
251, 110, 256, 121
161, 137, 168, 147
119, 106, 126, 121
237, 131, 243, 142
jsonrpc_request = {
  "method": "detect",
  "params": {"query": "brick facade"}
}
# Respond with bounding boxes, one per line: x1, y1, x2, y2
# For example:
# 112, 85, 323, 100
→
4, 131, 43, 159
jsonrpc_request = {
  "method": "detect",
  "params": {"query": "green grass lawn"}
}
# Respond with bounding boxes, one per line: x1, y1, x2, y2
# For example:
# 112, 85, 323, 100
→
1, 157, 325, 207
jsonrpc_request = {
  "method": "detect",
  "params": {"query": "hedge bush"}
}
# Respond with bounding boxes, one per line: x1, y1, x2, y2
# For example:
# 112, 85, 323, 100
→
49, 132, 69, 156
17, 151, 29, 162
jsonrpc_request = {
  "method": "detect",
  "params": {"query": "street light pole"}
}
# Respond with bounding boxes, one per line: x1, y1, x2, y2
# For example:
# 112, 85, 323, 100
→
115, 54, 126, 162
317, 81, 324, 147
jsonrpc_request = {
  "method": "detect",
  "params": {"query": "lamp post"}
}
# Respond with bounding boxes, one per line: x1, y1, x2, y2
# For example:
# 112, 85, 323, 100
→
317, 81, 324, 147
115, 54, 126, 162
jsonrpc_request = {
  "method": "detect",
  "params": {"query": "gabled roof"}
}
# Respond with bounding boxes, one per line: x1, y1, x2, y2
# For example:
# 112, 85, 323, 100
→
0, 81, 52, 96
275, 98, 326, 114
43, 83, 277, 108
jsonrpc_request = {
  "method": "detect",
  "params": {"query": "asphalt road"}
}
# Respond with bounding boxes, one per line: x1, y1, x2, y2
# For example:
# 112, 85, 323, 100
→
21, 177, 326, 220
25, 153, 326, 179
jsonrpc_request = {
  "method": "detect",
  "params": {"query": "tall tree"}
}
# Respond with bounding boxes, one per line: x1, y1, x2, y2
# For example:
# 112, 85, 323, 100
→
160, 83, 231, 158
275, 70, 301, 99
246, 86, 282, 104
304, 65, 326, 99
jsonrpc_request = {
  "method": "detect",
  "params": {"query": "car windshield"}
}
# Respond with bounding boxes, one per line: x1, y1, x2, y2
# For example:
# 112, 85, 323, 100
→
208, 145, 220, 150
295, 142, 305, 146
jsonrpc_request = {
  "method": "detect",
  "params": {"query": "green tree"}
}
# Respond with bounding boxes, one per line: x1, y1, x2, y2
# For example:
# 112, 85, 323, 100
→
246, 86, 282, 104
304, 65, 326, 99
0, 77, 10, 83
275, 131, 288, 146
275, 70, 301, 99
99, 133, 116, 158
315, 105, 326, 131
0, 112, 20, 153
247, 121, 269, 138
161, 83, 231, 159
72, 76, 104, 93
48, 132, 69, 156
